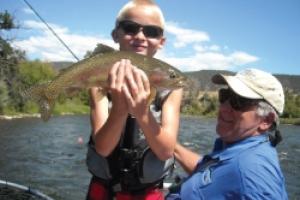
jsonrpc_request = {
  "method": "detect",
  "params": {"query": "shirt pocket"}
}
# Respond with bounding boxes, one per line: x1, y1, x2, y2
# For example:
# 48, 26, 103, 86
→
194, 168, 212, 188
180, 172, 208, 199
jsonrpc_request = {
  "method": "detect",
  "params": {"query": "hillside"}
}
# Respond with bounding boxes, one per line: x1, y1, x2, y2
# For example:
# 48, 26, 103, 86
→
50, 61, 74, 71
50, 62, 300, 93
184, 70, 300, 93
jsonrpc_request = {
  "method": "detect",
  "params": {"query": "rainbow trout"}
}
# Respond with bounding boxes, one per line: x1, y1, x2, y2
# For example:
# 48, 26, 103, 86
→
25, 44, 186, 121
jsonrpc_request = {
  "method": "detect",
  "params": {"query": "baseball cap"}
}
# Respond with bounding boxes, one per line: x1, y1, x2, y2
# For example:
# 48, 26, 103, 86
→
212, 68, 285, 114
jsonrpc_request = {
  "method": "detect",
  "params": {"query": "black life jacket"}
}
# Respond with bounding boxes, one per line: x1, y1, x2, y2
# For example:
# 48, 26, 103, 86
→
86, 89, 175, 193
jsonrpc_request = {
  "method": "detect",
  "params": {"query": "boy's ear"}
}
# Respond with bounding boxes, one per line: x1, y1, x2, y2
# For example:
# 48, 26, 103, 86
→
158, 37, 166, 49
111, 29, 118, 42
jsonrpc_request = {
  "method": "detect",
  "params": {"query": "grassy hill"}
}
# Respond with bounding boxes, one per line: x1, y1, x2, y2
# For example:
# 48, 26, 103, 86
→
184, 70, 300, 94
50, 61, 73, 71
50, 62, 300, 94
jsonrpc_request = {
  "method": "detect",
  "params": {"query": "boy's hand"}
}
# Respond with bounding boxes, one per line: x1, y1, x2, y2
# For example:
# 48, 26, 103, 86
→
123, 64, 151, 118
107, 59, 129, 113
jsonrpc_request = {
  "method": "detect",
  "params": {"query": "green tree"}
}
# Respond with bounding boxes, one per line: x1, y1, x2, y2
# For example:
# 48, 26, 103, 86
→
199, 93, 218, 116
18, 61, 57, 113
0, 10, 15, 30
19, 61, 56, 86
0, 80, 8, 113
282, 90, 300, 118
0, 11, 26, 114
181, 91, 218, 117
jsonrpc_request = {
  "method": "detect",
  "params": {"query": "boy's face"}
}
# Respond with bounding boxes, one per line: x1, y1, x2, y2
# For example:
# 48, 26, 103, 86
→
113, 7, 165, 57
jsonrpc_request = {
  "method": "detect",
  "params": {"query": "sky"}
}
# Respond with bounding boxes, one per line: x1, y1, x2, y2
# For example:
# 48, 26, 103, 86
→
1, 0, 300, 75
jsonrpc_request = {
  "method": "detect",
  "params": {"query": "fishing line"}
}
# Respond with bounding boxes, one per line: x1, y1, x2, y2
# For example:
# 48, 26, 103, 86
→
21, 0, 80, 61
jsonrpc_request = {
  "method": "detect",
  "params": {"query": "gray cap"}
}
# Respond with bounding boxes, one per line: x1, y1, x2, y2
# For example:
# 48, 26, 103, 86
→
212, 68, 285, 114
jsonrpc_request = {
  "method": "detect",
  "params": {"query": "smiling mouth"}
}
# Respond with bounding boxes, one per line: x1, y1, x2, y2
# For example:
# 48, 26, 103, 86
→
218, 115, 232, 123
133, 45, 146, 50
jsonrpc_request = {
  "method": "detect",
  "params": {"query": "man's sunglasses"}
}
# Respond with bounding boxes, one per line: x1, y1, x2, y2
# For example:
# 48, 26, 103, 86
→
117, 20, 163, 38
218, 88, 259, 111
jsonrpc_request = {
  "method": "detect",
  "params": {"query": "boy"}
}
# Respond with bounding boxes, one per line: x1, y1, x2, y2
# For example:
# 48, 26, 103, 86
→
86, 1, 182, 199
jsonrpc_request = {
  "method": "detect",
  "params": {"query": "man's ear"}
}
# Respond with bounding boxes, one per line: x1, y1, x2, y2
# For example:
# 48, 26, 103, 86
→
258, 112, 275, 132
111, 29, 118, 43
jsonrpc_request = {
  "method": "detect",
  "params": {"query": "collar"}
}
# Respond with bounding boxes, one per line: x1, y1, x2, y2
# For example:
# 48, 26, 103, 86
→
209, 133, 270, 161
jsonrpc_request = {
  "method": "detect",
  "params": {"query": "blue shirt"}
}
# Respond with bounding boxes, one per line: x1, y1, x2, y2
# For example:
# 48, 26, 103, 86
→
170, 134, 288, 200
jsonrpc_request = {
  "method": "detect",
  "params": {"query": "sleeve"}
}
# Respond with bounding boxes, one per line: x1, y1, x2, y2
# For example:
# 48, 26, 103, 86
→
239, 155, 288, 200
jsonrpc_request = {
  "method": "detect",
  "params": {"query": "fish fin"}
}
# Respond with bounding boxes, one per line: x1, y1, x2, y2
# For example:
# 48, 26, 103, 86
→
39, 97, 55, 122
65, 87, 82, 97
22, 84, 55, 122
95, 87, 107, 101
92, 44, 116, 56
147, 87, 157, 107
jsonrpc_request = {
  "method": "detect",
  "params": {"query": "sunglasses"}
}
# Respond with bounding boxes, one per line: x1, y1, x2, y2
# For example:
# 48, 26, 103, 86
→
117, 20, 163, 38
218, 88, 259, 111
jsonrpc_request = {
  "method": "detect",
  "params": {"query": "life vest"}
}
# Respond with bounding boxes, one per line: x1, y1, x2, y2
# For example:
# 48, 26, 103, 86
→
86, 89, 174, 194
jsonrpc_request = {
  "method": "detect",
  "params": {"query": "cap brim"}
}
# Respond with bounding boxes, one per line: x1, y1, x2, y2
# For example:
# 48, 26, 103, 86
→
212, 74, 263, 99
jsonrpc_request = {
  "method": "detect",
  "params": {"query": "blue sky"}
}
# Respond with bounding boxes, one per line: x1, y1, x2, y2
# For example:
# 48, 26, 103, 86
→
1, 0, 300, 75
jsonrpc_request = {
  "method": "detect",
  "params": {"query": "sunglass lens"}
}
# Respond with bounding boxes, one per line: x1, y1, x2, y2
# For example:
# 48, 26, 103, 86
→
231, 97, 255, 110
120, 21, 140, 35
218, 89, 230, 104
229, 96, 242, 110
143, 26, 163, 38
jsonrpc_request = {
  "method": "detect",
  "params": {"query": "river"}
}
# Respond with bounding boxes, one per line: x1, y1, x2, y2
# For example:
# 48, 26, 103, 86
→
0, 115, 299, 199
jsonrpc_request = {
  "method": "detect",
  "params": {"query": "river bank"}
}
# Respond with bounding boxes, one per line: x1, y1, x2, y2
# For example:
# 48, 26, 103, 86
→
0, 113, 40, 120
1, 113, 300, 126
0, 113, 73, 120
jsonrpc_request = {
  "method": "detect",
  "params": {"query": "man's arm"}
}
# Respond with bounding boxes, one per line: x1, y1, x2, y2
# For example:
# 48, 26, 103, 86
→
174, 143, 202, 174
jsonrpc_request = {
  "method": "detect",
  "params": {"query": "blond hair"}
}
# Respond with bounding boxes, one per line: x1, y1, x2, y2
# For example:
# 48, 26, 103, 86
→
116, 0, 165, 28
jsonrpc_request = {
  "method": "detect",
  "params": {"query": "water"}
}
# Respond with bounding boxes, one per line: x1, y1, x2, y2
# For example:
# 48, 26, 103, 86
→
0, 115, 299, 199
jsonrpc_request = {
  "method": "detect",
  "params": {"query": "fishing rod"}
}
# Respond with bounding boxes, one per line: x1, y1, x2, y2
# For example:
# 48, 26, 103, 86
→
22, 0, 80, 61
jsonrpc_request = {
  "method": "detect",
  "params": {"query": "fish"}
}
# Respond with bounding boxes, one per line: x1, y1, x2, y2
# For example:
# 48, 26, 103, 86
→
24, 44, 187, 121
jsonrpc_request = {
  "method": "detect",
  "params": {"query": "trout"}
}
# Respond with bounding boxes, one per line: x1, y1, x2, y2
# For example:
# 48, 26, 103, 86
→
24, 44, 187, 121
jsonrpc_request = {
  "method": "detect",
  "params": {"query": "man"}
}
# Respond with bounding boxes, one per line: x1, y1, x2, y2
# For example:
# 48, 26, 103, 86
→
167, 68, 288, 199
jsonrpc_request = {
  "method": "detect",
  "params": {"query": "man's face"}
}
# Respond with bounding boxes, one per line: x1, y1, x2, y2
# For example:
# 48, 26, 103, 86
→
216, 89, 263, 143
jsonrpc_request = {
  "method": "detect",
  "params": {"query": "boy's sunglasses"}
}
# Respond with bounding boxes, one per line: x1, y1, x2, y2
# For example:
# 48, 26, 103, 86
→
117, 20, 163, 38
218, 88, 259, 111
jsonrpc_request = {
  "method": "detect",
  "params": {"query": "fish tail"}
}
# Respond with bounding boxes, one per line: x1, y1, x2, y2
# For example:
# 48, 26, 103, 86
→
22, 84, 55, 121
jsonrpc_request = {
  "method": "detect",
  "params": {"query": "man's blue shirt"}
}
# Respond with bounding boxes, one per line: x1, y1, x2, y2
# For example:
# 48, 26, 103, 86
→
174, 134, 288, 200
